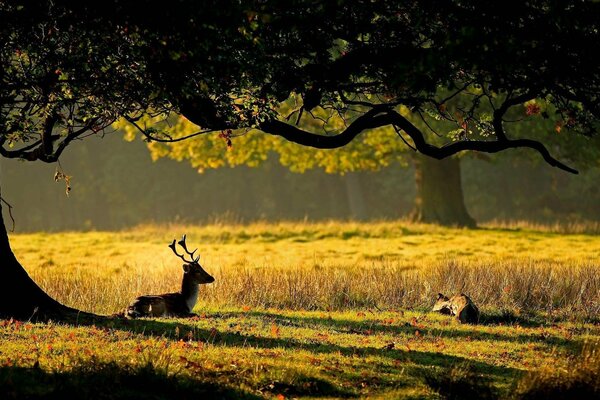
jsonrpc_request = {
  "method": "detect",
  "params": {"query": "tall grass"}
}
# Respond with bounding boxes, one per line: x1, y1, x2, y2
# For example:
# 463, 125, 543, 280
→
31, 256, 600, 318
212, 258, 600, 313
514, 341, 600, 399
481, 219, 600, 235
9, 220, 599, 316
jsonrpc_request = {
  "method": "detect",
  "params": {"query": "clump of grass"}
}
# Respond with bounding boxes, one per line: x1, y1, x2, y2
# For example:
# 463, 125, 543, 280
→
258, 375, 352, 398
513, 342, 600, 399
482, 219, 600, 235
28, 257, 600, 318
424, 364, 498, 400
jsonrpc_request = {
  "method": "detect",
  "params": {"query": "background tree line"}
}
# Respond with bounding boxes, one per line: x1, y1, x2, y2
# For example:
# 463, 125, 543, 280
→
2, 132, 598, 232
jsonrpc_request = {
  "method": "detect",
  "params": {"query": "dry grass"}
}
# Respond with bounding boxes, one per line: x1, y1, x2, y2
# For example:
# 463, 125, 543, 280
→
514, 342, 600, 399
8, 220, 600, 317
2, 221, 600, 398
481, 219, 600, 235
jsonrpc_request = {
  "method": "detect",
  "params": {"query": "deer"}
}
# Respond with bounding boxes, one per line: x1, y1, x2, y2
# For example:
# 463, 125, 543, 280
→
433, 293, 480, 324
125, 235, 214, 318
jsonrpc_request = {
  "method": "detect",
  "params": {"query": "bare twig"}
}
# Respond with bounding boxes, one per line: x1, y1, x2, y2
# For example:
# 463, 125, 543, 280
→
0, 196, 15, 232
124, 115, 218, 142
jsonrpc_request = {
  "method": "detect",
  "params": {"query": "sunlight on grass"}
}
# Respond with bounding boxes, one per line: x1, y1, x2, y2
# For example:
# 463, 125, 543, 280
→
0, 307, 598, 398
3, 220, 600, 398
8, 220, 600, 316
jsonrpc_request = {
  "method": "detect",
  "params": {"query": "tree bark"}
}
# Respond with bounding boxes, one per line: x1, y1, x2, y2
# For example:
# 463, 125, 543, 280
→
0, 184, 96, 321
411, 155, 476, 228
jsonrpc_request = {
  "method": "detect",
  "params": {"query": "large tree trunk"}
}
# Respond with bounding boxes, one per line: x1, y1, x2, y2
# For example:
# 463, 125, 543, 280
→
411, 155, 476, 228
0, 185, 96, 321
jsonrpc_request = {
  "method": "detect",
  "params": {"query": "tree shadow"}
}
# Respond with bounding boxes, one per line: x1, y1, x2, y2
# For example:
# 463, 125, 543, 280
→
95, 315, 519, 384
227, 310, 581, 351
0, 362, 261, 400
478, 311, 546, 327
474, 225, 564, 237
22, 308, 586, 398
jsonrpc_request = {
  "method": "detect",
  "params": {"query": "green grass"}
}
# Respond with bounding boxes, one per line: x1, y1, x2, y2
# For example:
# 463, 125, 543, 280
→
2, 220, 600, 398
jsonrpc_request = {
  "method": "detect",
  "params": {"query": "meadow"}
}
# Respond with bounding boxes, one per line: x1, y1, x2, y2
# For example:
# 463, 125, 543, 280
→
1, 220, 599, 399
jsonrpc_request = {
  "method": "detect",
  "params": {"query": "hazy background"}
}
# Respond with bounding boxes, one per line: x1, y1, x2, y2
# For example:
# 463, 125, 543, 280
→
1, 132, 599, 232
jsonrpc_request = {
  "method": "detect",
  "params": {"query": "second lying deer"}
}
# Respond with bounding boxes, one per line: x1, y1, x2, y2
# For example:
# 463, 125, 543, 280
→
126, 235, 214, 318
433, 293, 480, 324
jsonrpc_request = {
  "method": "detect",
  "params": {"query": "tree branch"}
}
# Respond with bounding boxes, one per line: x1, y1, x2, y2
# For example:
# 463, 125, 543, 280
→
387, 110, 578, 174
0, 120, 104, 162
258, 108, 389, 148
0, 196, 15, 232
48, 121, 104, 162
256, 108, 578, 174
124, 115, 219, 142
492, 91, 539, 141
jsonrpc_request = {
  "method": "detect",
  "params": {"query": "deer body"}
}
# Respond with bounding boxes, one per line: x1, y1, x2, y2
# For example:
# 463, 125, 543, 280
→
125, 235, 214, 318
433, 293, 480, 324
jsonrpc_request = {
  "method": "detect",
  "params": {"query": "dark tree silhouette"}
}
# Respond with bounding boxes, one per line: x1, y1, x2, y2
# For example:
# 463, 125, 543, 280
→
1, 0, 599, 319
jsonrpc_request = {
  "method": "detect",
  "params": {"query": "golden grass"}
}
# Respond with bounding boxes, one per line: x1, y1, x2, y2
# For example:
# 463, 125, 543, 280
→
514, 341, 600, 399
8, 220, 600, 317
3, 221, 600, 398
481, 219, 600, 235
1, 306, 599, 398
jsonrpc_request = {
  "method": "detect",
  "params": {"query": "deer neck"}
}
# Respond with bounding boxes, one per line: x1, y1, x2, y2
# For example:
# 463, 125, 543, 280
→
180, 275, 200, 312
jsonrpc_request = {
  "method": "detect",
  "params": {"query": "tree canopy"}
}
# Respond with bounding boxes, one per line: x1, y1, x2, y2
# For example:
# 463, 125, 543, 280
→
2, 0, 600, 173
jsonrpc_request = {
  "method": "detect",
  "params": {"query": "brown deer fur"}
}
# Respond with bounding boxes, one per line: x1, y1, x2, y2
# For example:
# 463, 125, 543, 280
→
125, 235, 214, 318
433, 293, 480, 324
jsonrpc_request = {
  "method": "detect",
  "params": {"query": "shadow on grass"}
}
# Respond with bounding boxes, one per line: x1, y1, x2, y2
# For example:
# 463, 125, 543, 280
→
258, 376, 354, 399
478, 311, 547, 327
0, 362, 260, 400
225, 310, 581, 351
423, 363, 500, 400
97, 315, 518, 385
25, 308, 587, 398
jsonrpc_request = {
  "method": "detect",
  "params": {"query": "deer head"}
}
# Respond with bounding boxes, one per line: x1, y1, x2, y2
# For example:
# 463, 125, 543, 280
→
168, 234, 215, 284
432, 293, 452, 315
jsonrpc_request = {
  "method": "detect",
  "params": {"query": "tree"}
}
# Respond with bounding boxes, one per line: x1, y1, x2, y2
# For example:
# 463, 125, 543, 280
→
1, 0, 599, 319
127, 99, 599, 228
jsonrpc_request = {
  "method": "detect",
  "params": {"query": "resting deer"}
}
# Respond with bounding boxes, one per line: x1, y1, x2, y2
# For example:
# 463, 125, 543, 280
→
433, 293, 480, 324
125, 235, 214, 318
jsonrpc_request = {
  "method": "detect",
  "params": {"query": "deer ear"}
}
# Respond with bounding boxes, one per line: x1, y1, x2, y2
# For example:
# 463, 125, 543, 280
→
183, 264, 191, 272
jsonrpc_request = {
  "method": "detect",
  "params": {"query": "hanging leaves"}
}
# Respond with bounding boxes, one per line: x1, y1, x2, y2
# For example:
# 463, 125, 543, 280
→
53, 168, 72, 196
219, 129, 233, 149
525, 102, 541, 116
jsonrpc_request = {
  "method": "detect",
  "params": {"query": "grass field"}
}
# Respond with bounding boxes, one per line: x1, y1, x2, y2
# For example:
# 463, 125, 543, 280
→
1, 221, 599, 398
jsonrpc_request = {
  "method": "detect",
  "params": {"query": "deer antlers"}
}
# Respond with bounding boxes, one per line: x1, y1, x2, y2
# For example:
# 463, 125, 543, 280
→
168, 234, 200, 264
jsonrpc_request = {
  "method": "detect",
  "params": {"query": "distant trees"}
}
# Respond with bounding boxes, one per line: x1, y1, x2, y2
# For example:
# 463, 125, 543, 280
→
5, 139, 600, 231
126, 113, 479, 226
1, 0, 600, 319
130, 105, 598, 227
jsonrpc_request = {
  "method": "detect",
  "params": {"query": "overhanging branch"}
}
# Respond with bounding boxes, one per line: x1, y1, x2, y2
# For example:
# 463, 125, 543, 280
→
492, 91, 539, 141
387, 110, 578, 174
259, 108, 389, 148
256, 108, 578, 174
124, 115, 219, 143
0, 119, 105, 163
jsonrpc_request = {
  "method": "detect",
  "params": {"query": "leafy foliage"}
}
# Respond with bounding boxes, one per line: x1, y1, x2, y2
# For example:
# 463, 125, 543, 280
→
1, 1, 599, 172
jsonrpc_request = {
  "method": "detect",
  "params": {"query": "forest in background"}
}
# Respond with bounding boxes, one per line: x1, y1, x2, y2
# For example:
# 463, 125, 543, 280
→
1, 132, 599, 232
